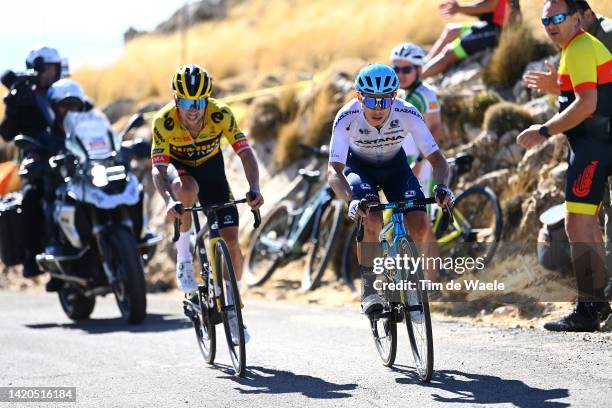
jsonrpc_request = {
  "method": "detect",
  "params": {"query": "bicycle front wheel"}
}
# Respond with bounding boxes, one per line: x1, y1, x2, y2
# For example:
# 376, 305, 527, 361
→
370, 317, 397, 367
398, 237, 434, 382
216, 239, 246, 377
243, 200, 292, 286
303, 199, 344, 291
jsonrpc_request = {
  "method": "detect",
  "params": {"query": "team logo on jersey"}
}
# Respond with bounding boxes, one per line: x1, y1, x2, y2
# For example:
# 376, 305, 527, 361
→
389, 119, 400, 129
360, 183, 371, 190
429, 101, 439, 110
211, 111, 224, 124
572, 160, 599, 198
358, 128, 371, 135
164, 117, 175, 131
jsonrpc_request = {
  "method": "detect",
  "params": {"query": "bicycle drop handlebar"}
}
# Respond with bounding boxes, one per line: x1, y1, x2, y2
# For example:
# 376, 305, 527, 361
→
355, 197, 453, 242
172, 198, 262, 242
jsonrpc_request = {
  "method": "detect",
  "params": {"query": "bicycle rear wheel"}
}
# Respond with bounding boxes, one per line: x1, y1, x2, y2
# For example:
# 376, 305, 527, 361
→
437, 186, 502, 269
192, 289, 216, 364
302, 199, 343, 291
398, 237, 434, 382
244, 200, 292, 286
216, 239, 246, 377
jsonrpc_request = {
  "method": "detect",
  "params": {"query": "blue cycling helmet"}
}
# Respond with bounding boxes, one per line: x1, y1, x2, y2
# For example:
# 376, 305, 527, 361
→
355, 63, 399, 95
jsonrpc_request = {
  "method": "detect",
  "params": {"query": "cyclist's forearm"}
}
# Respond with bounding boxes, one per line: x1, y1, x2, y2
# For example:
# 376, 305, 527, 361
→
328, 163, 352, 202
152, 165, 174, 204
427, 151, 450, 186
239, 149, 261, 193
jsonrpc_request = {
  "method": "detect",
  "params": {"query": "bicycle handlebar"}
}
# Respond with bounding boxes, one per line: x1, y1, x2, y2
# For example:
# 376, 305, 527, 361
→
171, 198, 262, 242
355, 197, 453, 243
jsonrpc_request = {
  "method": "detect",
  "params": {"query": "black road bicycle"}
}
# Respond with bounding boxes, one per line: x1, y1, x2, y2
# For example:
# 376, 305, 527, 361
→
174, 198, 261, 377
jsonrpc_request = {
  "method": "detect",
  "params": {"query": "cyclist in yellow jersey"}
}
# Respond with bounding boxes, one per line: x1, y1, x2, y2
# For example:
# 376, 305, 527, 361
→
517, 0, 612, 332
151, 65, 264, 341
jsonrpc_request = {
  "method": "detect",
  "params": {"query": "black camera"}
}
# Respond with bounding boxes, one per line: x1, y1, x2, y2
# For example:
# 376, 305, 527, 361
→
1, 69, 37, 90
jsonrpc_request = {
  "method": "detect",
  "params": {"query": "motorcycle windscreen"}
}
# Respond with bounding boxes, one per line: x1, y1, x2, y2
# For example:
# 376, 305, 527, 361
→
64, 110, 117, 161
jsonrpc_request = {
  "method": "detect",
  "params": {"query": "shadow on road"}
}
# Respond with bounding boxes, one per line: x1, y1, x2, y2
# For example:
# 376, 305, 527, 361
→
24, 313, 191, 334
391, 365, 570, 407
216, 364, 357, 399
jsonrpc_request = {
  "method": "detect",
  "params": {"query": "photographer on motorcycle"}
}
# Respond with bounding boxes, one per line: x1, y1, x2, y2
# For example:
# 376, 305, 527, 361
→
0, 46, 62, 278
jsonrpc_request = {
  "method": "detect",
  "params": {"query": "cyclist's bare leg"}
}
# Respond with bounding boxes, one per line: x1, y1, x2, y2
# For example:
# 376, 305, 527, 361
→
171, 175, 199, 232
357, 211, 383, 266
404, 211, 439, 282
219, 226, 243, 281
427, 24, 462, 61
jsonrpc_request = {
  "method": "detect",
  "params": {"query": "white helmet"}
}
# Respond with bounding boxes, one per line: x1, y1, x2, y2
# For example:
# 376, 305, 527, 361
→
48, 79, 85, 105
390, 43, 426, 66
26, 45, 61, 71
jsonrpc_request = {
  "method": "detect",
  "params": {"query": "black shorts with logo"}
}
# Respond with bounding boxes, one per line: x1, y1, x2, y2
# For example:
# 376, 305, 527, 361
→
170, 153, 239, 228
344, 149, 426, 212
565, 135, 612, 215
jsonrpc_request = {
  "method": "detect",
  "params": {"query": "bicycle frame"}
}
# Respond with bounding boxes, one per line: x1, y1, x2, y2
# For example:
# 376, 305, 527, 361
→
283, 184, 335, 255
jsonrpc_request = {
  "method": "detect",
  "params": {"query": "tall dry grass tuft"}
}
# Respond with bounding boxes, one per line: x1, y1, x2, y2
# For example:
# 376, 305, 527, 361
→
482, 19, 538, 89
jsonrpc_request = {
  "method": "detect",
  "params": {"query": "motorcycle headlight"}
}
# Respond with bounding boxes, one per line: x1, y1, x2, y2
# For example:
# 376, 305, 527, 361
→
91, 164, 108, 187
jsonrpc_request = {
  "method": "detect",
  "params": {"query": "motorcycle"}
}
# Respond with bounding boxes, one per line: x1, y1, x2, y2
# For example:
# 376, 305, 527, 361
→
11, 112, 161, 324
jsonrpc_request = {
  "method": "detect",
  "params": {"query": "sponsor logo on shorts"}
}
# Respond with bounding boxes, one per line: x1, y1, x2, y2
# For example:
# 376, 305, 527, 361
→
404, 190, 416, 198
572, 160, 599, 198
360, 183, 371, 190
223, 214, 234, 225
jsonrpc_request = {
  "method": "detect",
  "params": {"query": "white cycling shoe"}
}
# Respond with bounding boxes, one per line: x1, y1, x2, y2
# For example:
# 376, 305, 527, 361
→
228, 310, 251, 344
176, 261, 198, 293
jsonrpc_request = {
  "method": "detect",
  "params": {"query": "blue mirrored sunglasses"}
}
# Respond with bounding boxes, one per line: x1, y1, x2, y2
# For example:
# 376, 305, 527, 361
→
361, 95, 394, 110
176, 97, 208, 110
541, 12, 570, 26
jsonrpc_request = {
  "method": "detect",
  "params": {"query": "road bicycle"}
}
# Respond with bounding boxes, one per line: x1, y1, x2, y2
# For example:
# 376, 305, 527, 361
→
174, 198, 261, 377
342, 153, 502, 291
244, 144, 344, 291
356, 197, 439, 382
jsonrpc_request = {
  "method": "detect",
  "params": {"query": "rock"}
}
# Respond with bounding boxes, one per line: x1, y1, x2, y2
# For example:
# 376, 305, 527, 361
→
123, 27, 146, 43
523, 95, 556, 123
102, 98, 135, 124
495, 143, 524, 168
513, 54, 561, 103
155, 0, 228, 33
483, 102, 534, 136
246, 95, 283, 142
493, 305, 519, 317
466, 169, 511, 196
550, 162, 568, 186
439, 50, 492, 90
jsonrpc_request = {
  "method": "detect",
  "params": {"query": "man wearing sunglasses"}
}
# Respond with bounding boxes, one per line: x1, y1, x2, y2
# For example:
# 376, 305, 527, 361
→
421, 0, 510, 79
524, 2, 612, 307
517, 0, 612, 332
151, 64, 263, 341
390, 43, 443, 196
328, 63, 453, 317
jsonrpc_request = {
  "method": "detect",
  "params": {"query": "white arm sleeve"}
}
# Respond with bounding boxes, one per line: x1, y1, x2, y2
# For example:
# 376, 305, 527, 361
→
329, 115, 350, 165
402, 110, 439, 158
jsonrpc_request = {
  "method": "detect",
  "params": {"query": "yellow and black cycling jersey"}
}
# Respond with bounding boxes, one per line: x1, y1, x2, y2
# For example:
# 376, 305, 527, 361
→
151, 98, 250, 167
558, 31, 612, 122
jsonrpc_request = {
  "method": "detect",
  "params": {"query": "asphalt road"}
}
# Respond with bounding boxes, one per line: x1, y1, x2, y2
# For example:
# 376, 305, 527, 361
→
0, 292, 610, 408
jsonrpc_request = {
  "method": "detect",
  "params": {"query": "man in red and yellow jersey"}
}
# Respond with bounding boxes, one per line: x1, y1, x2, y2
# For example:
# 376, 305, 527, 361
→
151, 64, 263, 341
518, 0, 612, 332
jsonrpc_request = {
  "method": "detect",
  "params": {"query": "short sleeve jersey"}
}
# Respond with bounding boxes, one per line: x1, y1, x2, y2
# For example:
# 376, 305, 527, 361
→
151, 98, 250, 168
